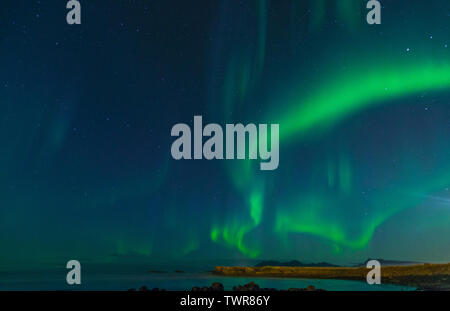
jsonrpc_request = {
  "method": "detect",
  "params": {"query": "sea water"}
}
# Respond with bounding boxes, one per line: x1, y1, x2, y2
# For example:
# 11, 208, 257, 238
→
0, 263, 415, 291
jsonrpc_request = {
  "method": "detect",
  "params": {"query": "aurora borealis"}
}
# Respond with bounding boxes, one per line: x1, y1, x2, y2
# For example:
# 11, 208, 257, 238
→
1, 0, 450, 270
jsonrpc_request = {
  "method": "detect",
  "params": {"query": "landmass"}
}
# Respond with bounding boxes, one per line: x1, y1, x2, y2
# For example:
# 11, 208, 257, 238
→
255, 258, 421, 268
352, 258, 421, 267
255, 260, 339, 267
148, 270, 167, 273
214, 262, 450, 290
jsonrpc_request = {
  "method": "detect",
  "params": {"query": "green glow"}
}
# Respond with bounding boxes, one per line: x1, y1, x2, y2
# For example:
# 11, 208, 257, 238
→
210, 188, 264, 257
336, 0, 360, 29
181, 238, 199, 256
210, 227, 220, 242
310, 0, 326, 29
250, 191, 263, 224
279, 62, 450, 143
211, 9, 270, 255
276, 166, 450, 249
210, 222, 260, 258
269, 61, 450, 250
276, 203, 382, 249
218, 60, 450, 256
116, 238, 152, 257
211, 6, 450, 258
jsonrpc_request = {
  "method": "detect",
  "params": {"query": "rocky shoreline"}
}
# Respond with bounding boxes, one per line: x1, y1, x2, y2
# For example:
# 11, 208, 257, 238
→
129, 282, 325, 292
128, 263, 449, 291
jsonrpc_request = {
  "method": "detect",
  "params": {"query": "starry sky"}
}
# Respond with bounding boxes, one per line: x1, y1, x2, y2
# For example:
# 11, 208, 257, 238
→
1, 0, 450, 268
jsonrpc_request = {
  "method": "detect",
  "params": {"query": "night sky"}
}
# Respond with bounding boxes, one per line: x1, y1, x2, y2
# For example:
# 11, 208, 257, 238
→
1, 0, 450, 268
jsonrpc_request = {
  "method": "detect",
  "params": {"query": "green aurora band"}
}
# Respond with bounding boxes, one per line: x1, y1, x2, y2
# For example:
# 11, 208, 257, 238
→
211, 61, 450, 257
279, 61, 450, 142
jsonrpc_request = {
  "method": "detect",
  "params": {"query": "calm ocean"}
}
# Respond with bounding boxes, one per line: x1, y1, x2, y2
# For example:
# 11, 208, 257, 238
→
0, 262, 415, 291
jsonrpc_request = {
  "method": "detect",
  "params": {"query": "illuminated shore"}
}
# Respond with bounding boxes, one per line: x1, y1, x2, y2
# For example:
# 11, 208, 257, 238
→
214, 263, 450, 290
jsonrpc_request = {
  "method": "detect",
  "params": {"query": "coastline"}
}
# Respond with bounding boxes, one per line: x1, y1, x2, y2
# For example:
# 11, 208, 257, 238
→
213, 263, 450, 291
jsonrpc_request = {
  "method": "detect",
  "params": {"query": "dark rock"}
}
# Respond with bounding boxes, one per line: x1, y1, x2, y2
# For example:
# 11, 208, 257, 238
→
233, 281, 260, 291
129, 282, 325, 292
211, 282, 224, 291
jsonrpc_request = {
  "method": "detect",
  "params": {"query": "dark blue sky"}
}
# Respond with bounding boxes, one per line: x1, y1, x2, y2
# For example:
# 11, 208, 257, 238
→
0, 0, 449, 268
